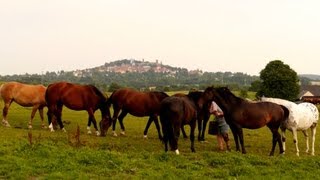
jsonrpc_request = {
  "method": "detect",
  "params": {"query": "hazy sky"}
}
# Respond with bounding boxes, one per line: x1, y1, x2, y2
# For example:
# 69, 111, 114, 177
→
1, 0, 320, 76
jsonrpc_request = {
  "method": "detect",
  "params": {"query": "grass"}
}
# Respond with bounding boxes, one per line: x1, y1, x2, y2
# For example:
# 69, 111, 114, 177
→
1, 100, 320, 179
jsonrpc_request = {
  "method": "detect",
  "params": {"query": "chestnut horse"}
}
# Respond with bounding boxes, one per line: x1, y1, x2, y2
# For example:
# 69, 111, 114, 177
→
105, 88, 169, 139
160, 91, 214, 154
45, 82, 112, 136
202, 87, 289, 156
0, 82, 47, 128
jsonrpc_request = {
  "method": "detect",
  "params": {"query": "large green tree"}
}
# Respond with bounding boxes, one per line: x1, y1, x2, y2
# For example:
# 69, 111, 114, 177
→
257, 60, 300, 101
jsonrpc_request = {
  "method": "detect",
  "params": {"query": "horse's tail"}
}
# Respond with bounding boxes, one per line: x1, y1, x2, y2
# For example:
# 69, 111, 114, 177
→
280, 105, 289, 121
160, 103, 177, 151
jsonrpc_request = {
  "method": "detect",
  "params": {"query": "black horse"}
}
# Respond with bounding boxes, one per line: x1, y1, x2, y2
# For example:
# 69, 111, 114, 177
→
173, 92, 211, 141
106, 88, 169, 139
160, 91, 212, 154
202, 87, 289, 156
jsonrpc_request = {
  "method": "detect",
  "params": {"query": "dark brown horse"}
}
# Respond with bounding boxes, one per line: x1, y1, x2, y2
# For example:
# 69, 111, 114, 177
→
104, 88, 169, 139
45, 82, 112, 136
173, 92, 211, 141
202, 87, 289, 156
160, 91, 213, 154
0, 82, 47, 128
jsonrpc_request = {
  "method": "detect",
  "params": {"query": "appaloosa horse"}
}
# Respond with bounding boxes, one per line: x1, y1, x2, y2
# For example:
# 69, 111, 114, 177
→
261, 97, 319, 156
0, 82, 47, 128
45, 82, 112, 136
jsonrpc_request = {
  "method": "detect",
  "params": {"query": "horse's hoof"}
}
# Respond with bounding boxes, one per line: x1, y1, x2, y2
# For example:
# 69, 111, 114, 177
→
143, 135, 148, 139
96, 131, 100, 136
87, 131, 92, 135
120, 131, 126, 136
42, 126, 47, 129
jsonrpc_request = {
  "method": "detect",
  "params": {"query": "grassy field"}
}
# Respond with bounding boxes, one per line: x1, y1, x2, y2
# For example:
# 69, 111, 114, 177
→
1, 99, 320, 179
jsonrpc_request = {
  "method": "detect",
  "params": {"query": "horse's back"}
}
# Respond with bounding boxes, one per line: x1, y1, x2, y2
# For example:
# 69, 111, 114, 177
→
110, 88, 168, 116
160, 96, 196, 124
1, 81, 46, 106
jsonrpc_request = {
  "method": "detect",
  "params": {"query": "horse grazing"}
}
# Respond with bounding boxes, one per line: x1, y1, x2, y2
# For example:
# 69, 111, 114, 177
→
45, 82, 112, 136
106, 88, 168, 139
202, 87, 289, 156
0, 82, 47, 129
160, 91, 213, 154
173, 92, 211, 141
261, 97, 319, 156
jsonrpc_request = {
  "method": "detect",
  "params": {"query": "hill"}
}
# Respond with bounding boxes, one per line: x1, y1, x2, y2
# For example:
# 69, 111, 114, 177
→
299, 74, 320, 80
0, 59, 260, 91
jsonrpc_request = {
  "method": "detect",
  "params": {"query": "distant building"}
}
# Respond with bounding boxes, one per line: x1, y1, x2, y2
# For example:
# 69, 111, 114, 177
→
299, 85, 320, 104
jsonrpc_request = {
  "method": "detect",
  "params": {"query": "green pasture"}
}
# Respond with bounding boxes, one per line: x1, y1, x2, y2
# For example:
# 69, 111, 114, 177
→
1, 99, 320, 179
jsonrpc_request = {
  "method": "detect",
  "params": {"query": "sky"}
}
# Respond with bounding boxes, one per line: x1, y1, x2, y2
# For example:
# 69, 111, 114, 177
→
1, 0, 320, 76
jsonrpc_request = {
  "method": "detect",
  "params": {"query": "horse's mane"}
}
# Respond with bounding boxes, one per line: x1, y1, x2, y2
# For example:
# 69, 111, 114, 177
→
216, 87, 243, 105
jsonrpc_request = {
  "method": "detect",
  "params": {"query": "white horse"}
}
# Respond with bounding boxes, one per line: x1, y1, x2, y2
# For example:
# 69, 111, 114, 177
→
261, 97, 319, 156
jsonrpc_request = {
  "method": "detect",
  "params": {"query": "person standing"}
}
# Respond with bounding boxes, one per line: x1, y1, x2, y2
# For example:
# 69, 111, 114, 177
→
209, 101, 230, 151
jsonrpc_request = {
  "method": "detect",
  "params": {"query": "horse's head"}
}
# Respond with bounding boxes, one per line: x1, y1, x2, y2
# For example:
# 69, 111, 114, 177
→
99, 100, 113, 137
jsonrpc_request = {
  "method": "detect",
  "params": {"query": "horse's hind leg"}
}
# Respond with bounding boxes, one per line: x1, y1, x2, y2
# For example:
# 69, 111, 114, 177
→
28, 106, 38, 129
54, 105, 65, 132
2, 100, 12, 127
302, 130, 309, 154
38, 107, 46, 128
144, 115, 163, 140
181, 125, 188, 138
310, 124, 317, 156
111, 106, 121, 136
292, 129, 300, 156
190, 121, 196, 153
118, 111, 128, 135
268, 126, 284, 156
87, 109, 100, 136
144, 116, 154, 138
280, 126, 286, 153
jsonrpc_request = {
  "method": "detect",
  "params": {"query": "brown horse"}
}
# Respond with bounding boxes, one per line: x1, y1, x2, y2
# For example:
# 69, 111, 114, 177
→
160, 91, 214, 154
0, 82, 47, 128
173, 92, 211, 141
103, 88, 169, 139
45, 82, 112, 136
202, 87, 289, 156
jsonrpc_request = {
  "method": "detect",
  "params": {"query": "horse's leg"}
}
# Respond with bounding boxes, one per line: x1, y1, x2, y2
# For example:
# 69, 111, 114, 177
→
190, 121, 196, 153
143, 116, 154, 138
200, 113, 210, 141
292, 129, 299, 156
181, 125, 188, 138
310, 124, 317, 156
280, 126, 286, 153
2, 100, 12, 127
118, 111, 128, 135
230, 125, 240, 152
268, 126, 284, 156
174, 123, 181, 155
111, 106, 121, 136
237, 127, 246, 154
197, 117, 203, 141
302, 130, 309, 154
153, 116, 163, 140
28, 105, 38, 129
47, 107, 54, 132
87, 109, 100, 136
54, 105, 66, 132
38, 107, 46, 128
